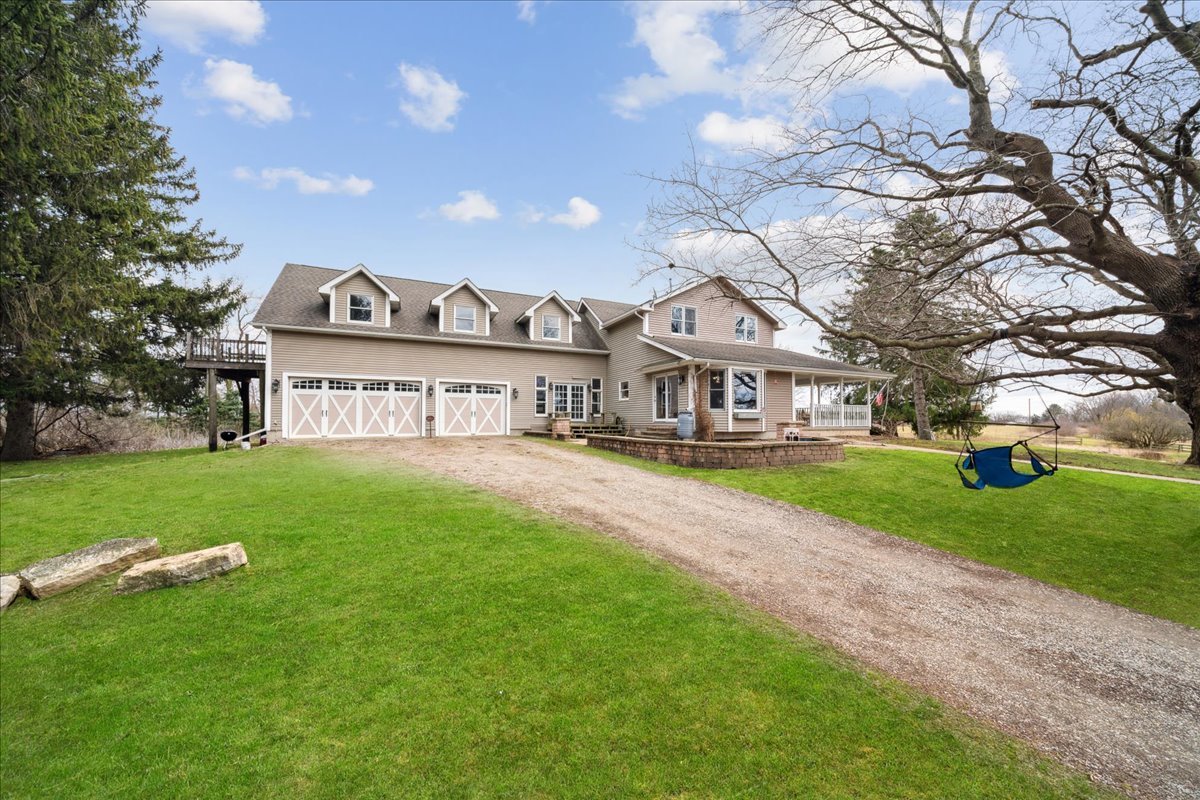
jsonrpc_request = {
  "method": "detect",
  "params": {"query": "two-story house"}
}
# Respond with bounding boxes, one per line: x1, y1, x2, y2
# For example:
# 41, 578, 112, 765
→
252, 263, 890, 441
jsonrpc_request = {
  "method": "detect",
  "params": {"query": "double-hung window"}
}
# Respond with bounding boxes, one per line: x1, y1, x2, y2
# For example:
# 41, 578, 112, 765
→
534, 375, 548, 416
670, 305, 696, 336
732, 370, 760, 410
542, 313, 561, 340
454, 305, 476, 333
708, 370, 726, 410
349, 293, 373, 323
618, 381, 629, 400
590, 378, 602, 415
734, 314, 757, 343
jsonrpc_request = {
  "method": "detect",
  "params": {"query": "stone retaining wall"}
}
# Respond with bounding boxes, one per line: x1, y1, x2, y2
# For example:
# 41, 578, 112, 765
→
586, 434, 844, 469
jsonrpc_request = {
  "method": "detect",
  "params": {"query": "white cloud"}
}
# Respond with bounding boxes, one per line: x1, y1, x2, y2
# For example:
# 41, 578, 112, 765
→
203, 58, 292, 125
548, 197, 602, 229
516, 0, 538, 24
234, 167, 374, 196
396, 63, 466, 132
145, 1, 266, 53
439, 190, 500, 222
697, 111, 789, 151
610, 1, 739, 119
518, 204, 546, 223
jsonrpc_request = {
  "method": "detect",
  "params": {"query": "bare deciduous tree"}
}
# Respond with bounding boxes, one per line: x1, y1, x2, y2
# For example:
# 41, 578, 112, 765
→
641, 0, 1200, 465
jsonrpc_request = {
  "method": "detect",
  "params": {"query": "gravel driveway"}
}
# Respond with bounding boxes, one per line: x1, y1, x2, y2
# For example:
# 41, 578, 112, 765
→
330, 437, 1199, 800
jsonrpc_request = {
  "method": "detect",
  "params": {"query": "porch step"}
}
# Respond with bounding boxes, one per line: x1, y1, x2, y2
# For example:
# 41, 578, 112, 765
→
633, 425, 680, 440
569, 424, 626, 437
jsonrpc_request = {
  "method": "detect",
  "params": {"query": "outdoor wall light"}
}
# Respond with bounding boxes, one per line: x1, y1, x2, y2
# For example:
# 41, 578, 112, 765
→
512, 388, 519, 400
427, 384, 434, 398
271, 378, 280, 394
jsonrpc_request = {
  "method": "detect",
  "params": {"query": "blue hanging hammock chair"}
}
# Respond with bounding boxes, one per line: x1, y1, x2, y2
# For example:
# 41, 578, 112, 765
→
956, 440, 1056, 490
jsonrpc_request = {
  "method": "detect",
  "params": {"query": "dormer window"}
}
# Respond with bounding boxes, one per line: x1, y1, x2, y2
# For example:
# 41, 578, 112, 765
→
454, 305, 476, 333
671, 305, 696, 336
349, 293, 374, 323
542, 313, 561, 340
735, 314, 757, 343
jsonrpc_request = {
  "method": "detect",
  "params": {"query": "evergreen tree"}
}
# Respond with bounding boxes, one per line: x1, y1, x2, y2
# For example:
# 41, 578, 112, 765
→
1, 0, 243, 460
822, 211, 987, 439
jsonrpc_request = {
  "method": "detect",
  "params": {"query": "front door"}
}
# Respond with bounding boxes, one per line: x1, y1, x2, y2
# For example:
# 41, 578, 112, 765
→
655, 375, 678, 421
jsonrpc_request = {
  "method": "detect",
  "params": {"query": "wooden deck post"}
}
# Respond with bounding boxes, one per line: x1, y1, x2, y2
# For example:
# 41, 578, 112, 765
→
207, 368, 218, 452
238, 378, 251, 436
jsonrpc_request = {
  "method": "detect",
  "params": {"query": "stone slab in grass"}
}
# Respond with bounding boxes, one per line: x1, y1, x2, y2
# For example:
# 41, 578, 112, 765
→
18, 537, 160, 599
1, 575, 21, 612
115, 543, 247, 595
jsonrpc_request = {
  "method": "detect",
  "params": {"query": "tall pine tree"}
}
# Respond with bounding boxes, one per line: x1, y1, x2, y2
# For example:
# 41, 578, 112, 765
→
1, 0, 243, 460
822, 211, 985, 440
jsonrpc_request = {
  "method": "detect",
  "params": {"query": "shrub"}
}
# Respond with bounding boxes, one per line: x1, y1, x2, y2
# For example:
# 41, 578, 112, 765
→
1101, 403, 1190, 449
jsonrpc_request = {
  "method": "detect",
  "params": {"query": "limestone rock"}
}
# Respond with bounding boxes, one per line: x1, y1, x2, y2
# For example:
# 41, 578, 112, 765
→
115, 543, 247, 595
1, 575, 21, 612
19, 538, 160, 599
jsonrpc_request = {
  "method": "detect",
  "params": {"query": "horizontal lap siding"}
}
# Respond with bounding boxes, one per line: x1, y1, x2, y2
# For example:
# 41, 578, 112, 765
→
600, 317, 663, 430
645, 281, 775, 347
332, 274, 387, 327
765, 370, 794, 429
269, 330, 605, 435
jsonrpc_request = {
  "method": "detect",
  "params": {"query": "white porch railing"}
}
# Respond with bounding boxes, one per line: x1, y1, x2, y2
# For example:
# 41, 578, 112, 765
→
809, 403, 871, 428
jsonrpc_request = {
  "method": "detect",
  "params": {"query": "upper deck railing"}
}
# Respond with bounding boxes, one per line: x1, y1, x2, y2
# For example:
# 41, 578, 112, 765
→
185, 335, 266, 365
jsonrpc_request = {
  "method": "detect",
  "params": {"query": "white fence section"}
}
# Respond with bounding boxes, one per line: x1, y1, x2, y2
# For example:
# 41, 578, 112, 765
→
810, 403, 871, 428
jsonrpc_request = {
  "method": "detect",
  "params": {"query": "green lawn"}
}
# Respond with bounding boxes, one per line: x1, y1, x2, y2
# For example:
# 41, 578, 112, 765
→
0, 447, 1113, 799
880, 437, 1198, 480
560, 443, 1200, 628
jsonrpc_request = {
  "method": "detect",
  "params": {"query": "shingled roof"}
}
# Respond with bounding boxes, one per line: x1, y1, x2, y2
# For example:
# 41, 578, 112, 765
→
578, 296, 641, 325
641, 336, 893, 378
253, 263, 612, 352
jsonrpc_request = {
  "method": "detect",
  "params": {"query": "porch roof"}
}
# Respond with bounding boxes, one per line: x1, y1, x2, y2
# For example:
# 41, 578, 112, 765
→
639, 336, 893, 379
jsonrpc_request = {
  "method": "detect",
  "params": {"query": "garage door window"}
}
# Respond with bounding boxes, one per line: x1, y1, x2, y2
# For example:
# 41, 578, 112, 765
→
328, 380, 356, 391
293, 379, 321, 390
396, 382, 421, 393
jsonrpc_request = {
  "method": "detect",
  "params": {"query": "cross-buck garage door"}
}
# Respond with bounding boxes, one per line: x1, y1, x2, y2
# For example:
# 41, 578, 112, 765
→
439, 383, 507, 436
286, 378, 423, 439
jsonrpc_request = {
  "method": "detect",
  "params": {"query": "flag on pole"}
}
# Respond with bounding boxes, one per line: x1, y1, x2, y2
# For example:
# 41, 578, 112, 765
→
873, 386, 886, 407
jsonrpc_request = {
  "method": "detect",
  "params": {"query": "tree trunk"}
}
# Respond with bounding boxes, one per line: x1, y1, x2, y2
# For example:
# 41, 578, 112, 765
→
1161, 316, 1200, 467
912, 368, 935, 441
1, 398, 38, 461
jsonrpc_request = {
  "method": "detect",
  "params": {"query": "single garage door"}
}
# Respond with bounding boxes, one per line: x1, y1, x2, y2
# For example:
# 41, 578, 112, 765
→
439, 383, 507, 436
286, 378, 423, 439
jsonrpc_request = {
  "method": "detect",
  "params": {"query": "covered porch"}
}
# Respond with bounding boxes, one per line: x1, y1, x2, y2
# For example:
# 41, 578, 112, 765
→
792, 373, 876, 431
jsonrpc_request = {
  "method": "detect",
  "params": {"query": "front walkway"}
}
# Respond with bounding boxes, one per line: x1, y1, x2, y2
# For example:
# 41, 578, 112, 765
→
330, 437, 1199, 800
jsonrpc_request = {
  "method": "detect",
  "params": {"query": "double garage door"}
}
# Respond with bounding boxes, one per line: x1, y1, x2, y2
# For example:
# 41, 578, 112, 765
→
286, 376, 508, 439
287, 378, 423, 438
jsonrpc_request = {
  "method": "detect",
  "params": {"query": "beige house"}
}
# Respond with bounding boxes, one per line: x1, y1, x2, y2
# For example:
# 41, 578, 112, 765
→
253, 263, 890, 441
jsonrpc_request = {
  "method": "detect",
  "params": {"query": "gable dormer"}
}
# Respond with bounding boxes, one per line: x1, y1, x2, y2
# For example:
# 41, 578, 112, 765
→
520, 291, 581, 344
429, 278, 498, 336
318, 264, 399, 327
643, 277, 786, 346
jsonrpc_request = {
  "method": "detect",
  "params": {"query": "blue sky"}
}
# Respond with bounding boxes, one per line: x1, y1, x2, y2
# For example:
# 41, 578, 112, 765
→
140, 0, 1090, 414
141, 1, 774, 306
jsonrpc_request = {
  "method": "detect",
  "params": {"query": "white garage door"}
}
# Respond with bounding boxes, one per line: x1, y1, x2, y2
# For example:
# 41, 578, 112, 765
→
439, 383, 507, 436
286, 378, 423, 439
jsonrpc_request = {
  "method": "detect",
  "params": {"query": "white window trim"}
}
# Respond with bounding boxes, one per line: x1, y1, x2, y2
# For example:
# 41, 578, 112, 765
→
707, 369, 727, 412
731, 368, 763, 412
651, 373, 685, 422
453, 304, 477, 334
590, 377, 603, 416
348, 293, 375, 325
541, 313, 562, 341
534, 374, 548, 417
735, 313, 758, 344
670, 304, 697, 337
618, 381, 629, 401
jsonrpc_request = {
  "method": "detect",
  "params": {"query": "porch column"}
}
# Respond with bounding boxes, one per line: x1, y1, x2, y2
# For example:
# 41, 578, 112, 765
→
687, 364, 696, 412
809, 375, 815, 424
839, 378, 845, 427
866, 380, 872, 426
